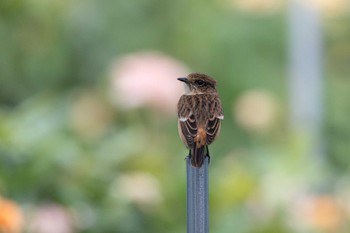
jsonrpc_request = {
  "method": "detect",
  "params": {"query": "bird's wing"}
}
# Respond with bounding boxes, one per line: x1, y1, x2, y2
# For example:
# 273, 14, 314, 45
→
206, 96, 224, 145
178, 95, 197, 148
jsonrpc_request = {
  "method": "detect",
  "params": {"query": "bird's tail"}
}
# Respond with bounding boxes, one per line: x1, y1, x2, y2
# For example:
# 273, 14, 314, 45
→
191, 142, 205, 168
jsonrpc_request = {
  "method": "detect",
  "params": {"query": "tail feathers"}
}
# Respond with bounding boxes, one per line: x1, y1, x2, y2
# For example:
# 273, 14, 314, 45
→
191, 143, 205, 168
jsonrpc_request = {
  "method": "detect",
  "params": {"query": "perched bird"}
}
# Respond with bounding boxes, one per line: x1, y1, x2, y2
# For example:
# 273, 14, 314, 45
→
177, 73, 224, 168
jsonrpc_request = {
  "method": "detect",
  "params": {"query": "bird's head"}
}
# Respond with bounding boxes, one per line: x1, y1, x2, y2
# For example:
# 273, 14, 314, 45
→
177, 73, 217, 94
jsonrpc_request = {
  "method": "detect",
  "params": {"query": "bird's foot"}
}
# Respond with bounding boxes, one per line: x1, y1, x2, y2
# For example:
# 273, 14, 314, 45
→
184, 150, 192, 161
205, 145, 210, 165
205, 154, 211, 165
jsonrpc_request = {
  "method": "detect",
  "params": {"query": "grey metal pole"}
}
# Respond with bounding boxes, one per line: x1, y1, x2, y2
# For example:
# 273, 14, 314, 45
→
186, 157, 209, 233
288, 0, 323, 157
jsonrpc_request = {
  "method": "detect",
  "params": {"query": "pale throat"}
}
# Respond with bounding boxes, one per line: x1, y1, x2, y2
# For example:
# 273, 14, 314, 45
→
183, 84, 204, 95
184, 83, 191, 94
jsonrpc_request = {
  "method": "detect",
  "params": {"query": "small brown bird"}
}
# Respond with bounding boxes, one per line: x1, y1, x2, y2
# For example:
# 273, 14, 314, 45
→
177, 73, 224, 168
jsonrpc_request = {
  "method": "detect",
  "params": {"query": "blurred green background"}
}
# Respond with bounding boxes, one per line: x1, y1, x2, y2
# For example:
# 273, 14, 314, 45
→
1, 0, 350, 232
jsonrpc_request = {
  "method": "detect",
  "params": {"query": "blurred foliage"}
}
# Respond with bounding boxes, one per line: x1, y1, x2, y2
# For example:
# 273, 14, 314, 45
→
0, 0, 350, 233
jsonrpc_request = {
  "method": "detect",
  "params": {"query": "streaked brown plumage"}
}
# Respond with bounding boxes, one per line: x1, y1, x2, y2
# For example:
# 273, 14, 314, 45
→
177, 73, 224, 168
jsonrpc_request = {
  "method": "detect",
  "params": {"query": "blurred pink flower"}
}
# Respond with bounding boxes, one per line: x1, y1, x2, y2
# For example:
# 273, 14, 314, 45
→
109, 51, 188, 114
234, 90, 278, 132
288, 195, 345, 232
28, 204, 74, 233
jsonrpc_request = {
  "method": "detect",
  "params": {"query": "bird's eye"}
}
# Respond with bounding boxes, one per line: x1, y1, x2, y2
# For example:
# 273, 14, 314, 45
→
195, 80, 205, 86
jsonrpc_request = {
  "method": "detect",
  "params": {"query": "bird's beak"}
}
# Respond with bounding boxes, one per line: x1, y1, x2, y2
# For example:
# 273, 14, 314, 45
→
177, 77, 189, 84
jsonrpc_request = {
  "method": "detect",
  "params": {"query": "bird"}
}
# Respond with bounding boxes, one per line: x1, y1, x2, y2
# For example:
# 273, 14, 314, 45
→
177, 73, 224, 168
